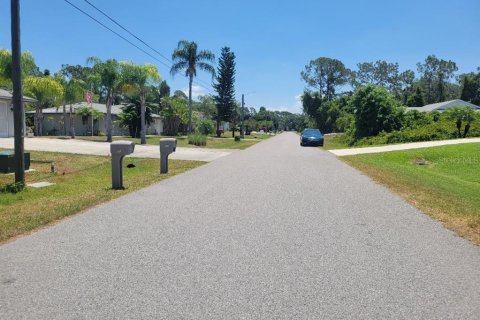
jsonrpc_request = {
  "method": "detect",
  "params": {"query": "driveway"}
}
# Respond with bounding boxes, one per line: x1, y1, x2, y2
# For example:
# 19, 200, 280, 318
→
1, 132, 479, 319
329, 137, 480, 156
0, 137, 234, 162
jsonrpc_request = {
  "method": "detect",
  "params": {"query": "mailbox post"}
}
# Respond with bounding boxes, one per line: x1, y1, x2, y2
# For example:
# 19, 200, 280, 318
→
110, 141, 135, 189
159, 138, 176, 174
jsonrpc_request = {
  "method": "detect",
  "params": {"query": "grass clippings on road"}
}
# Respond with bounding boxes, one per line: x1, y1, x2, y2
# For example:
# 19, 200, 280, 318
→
342, 143, 480, 245
0, 151, 203, 243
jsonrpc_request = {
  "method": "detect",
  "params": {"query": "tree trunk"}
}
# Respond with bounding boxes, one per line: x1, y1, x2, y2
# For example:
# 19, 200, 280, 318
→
106, 91, 113, 142
188, 74, 193, 135
463, 123, 470, 138
456, 120, 462, 138
69, 104, 75, 138
216, 119, 221, 137
63, 102, 67, 135
140, 89, 146, 144
34, 107, 39, 136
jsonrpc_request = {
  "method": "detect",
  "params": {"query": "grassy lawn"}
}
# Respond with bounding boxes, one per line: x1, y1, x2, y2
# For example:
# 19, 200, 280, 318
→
0, 151, 203, 243
73, 134, 271, 150
323, 134, 350, 150
342, 143, 480, 244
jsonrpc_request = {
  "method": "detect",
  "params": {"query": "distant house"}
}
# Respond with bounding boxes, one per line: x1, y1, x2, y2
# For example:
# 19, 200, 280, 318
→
28, 102, 163, 136
0, 88, 36, 138
406, 99, 480, 112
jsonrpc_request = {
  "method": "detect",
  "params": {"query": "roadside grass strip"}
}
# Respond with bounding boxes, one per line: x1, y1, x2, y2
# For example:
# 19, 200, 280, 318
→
74, 134, 271, 150
0, 151, 203, 243
342, 143, 480, 245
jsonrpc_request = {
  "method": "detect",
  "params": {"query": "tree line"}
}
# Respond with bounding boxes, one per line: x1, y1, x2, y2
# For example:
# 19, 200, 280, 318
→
300, 55, 480, 141
0, 41, 305, 145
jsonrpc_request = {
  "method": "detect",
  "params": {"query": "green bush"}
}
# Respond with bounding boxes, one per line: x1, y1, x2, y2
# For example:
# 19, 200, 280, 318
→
188, 133, 207, 146
352, 118, 480, 147
0, 182, 25, 194
197, 119, 215, 135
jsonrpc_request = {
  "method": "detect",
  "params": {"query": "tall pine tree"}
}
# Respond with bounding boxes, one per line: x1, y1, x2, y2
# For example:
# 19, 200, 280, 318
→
213, 47, 236, 136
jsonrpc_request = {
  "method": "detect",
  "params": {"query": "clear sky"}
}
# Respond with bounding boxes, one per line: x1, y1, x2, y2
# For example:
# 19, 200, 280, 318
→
1, 0, 479, 113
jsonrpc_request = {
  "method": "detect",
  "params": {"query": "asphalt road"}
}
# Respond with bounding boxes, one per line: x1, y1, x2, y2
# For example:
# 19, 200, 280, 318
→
1, 132, 479, 319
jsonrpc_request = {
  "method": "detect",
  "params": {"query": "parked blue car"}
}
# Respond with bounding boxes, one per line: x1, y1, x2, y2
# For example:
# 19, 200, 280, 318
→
300, 128, 324, 147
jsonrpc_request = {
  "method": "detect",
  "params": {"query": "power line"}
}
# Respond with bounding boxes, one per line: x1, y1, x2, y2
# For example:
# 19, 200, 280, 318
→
82, 0, 172, 66
63, 0, 215, 93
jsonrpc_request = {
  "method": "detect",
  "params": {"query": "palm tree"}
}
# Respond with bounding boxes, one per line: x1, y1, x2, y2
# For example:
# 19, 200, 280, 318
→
87, 57, 123, 142
445, 106, 478, 138
170, 40, 215, 135
122, 62, 160, 144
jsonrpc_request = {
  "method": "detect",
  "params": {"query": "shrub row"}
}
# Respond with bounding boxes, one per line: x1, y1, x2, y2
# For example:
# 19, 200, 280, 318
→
188, 133, 207, 146
352, 120, 480, 146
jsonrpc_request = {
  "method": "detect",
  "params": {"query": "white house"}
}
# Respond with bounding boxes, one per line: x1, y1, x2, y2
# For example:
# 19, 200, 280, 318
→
30, 102, 163, 136
0, 88, 36, 138
406, 99, 480, 112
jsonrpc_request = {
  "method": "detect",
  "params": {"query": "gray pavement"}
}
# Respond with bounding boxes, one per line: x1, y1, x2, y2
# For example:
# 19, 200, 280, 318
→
1, 132, 479, 319
329, 137, 480, 156
0, 137, 233, 162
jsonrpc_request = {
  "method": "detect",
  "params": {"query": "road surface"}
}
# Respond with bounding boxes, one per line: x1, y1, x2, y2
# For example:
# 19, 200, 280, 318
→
1, 132, 479, 319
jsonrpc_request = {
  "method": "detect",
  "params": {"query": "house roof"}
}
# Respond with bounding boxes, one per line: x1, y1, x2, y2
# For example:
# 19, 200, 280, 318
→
406, 99, 480, 112
34, 102, 160, 118
0, 88, 37, 103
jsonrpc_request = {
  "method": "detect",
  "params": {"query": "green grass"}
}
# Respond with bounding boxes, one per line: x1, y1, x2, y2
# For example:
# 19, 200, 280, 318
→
322, 134, 351, 150
73, 134, 269, 150
342, 143, 480, 244
0, 151, 203, 243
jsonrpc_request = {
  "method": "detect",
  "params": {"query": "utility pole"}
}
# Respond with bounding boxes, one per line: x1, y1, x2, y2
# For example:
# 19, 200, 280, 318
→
241, 94, 244, 138
11, 0, 25, 184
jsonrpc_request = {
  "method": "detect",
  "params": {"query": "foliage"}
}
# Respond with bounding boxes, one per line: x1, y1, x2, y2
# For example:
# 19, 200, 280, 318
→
121, 62, 160, 144
301, 57, 350, 100
402, 109, 432, 129
352, 117, 480, 146
76, 106, 104, 119
0, 49, 40, 88
196, 118, 215, 135
406, 86, 425, 108
0, 182, 24, 194
24, 76, 64, 136
118, 98, 154, 138
444, 106, 478, 138
159, 80, 170, 99
416, 55, 458, 103
170, 40, 215, 135
23, 76, 64, 105
352, 85, 404, 138
188, 133, 207, 146
213, 47, 236, 134
160, 97, 189, 135
87, 57, 125, 142
460, 70, 480, 105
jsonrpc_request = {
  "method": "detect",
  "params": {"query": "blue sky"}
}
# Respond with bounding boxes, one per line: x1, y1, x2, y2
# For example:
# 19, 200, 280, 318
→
1, 0, 479, 113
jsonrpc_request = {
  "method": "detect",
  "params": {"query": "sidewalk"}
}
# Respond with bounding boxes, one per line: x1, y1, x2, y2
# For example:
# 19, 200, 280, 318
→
0, 137, 234, 162
329, 137, 480, 156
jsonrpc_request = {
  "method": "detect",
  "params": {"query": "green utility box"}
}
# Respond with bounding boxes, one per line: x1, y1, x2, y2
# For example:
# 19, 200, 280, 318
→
0, 150, 30, 173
